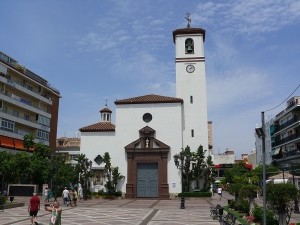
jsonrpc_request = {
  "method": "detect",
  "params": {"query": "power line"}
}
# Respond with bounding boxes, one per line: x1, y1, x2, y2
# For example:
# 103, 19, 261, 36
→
265, 83, 300, 112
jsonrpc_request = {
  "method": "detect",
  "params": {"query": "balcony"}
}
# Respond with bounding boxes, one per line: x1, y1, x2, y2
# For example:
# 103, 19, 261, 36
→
0, 90, 51, 117
272, 148, 300, 162
0, 74, 53, 105
0, 107, 50, 132
274, 117, 300, 133
272, 133, 300, 147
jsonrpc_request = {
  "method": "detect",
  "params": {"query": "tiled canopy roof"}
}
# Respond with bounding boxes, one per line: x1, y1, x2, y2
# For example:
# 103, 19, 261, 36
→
79, 122, 115, 132
100, 107, 112, 113
114, 94, 183, 105
172, 27, 206, 43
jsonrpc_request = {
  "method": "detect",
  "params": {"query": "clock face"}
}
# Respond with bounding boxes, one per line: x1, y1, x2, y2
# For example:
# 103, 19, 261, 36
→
186, 65, 195, 73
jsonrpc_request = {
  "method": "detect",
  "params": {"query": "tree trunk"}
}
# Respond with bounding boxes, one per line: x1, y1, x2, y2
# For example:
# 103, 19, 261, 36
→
278, 212, 286, 225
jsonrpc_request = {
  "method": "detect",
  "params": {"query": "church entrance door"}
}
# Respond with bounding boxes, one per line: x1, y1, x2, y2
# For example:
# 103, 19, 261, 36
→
137, 163, 158, 197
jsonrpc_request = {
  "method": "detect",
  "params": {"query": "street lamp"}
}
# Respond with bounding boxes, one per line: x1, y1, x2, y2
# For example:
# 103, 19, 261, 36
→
173, 150, 185, 209
256, 111, 266, 225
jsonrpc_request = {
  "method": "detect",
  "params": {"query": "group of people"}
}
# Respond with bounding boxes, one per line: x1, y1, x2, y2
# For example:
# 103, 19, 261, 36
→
28, 186, 84, 225
28, 192, 62, 225
62, 187, 80, 207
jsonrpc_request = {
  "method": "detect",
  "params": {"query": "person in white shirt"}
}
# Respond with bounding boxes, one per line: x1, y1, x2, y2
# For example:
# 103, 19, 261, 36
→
217, 187, 222, 200
44, 187, 49, 202
78, 186, 83, 202
61, 187, 69, 206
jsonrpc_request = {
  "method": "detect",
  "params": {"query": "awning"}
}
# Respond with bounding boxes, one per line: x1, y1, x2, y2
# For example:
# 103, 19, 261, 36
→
273, 148, 281, 156
14, 139, 24, 150
0, 135, 15, 148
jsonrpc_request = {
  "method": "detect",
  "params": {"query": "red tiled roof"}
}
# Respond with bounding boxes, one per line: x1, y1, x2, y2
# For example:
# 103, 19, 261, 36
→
79, 122, 115, 132
100, 107, 112, 113
173, 27, 206, 43
114, 94, 183, 105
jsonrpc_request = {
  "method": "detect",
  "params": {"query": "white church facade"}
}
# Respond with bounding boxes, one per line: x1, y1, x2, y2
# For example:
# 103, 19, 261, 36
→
79, 22, 209, 198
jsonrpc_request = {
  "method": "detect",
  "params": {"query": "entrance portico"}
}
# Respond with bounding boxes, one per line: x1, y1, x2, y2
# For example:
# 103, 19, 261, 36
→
125, 126, 170, 198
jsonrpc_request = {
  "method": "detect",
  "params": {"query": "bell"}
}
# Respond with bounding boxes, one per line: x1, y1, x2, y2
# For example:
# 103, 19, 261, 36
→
186, 45, 193, 53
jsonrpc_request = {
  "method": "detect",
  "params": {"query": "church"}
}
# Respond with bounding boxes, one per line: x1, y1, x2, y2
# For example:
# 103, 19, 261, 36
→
79, 19, 209, 198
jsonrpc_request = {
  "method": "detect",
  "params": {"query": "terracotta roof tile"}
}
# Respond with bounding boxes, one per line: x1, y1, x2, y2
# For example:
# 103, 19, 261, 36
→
173, 27, 206, 43
79, 122, 115, 132
114, 94, 183, 105
100, 107, 112, 113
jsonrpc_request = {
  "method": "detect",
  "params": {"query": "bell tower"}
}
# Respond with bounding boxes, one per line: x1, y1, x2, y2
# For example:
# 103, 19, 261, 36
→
173, 14, 209, 154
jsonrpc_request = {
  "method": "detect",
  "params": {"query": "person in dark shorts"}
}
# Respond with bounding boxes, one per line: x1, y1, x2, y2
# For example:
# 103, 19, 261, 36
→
28, 192, 40, 225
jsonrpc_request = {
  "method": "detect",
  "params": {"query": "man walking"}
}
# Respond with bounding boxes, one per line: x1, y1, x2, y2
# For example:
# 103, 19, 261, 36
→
62, 187, 69, 206
217, 186, 222, 200
28, 192, 40, 225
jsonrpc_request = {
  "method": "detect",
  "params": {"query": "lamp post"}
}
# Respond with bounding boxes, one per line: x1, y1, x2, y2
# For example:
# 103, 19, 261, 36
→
255, 111, 266, 225
173, 150, 185, 209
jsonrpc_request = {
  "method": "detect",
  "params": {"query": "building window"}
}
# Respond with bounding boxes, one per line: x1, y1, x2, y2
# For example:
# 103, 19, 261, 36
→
1, 118, 15, 132
24, 114, 30, 121
190, 96, 193, 104
37, 129, 49, 141
191, 129, 194, 137
37, 115, 50, 126
143, 113, 152, 123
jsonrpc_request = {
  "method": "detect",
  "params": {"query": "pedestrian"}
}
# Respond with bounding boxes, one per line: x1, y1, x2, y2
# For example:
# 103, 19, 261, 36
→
45, 200, 62, 225
44, 187, 49, 202
78, 186, 83, 201
28, 192, 40, 225
67, 189, 73, 207
72, 189, 78, 206
217, 186, 222, 200
61, 187, 69, 206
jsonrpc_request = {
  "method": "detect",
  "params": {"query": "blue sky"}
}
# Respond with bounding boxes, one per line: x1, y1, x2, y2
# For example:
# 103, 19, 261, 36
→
1, 0, 300, 158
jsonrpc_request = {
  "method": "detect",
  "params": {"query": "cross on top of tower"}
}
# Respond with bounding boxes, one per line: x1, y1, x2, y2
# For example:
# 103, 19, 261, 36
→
185, 13, 191, 28
105, 99, 108, 107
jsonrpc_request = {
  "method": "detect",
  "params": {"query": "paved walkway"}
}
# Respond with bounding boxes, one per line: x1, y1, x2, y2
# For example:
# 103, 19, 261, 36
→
1, 192, 299, 224
1, 195, 220, 225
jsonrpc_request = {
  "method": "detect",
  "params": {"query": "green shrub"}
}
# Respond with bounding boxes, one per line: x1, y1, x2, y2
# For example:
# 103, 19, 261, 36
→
0, 195, 7, 204
235, 198, 249, 213
252, 206, 278, 225
228, 199, 236, 209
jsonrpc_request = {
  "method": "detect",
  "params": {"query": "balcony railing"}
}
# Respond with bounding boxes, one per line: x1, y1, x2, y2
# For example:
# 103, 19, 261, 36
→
274, 117, 300, 133
1, 73, 53, 103
272, 133, 300, 147
272, 148, 300, 160
0, 89, 51, 114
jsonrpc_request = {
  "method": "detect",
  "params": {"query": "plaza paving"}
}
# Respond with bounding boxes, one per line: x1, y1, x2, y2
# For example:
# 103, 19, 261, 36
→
1, 195, 221, 225
1, 192, 300, 224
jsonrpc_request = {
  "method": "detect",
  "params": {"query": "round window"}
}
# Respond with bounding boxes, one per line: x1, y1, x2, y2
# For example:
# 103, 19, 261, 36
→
143, 113, 152, 123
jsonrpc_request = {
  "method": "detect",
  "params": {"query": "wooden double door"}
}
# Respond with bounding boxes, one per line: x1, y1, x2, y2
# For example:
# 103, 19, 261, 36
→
137, 163, 158, 197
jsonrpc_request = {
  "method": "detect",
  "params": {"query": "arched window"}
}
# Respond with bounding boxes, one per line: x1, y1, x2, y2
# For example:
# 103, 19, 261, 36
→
185, 38, 194, 54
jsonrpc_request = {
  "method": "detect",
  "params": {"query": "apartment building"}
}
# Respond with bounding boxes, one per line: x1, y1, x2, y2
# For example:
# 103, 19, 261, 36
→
0, 51, 60, 152
271, 96, 300, 164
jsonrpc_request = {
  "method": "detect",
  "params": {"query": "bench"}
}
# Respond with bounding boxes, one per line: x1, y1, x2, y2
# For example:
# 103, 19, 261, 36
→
220, 212, 237, 225
210, 204, 223, 220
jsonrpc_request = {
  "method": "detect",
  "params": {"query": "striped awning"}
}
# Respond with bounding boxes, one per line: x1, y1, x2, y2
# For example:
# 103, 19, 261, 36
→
0, 135, 14, 148
14, 139, 24, 150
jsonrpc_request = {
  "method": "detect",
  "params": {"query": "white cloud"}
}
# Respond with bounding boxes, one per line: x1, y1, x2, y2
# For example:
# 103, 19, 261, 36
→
195, 0, 300, 36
